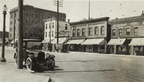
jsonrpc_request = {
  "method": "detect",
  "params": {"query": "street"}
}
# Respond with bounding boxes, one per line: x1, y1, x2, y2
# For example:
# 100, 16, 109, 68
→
0, 47, 144, 82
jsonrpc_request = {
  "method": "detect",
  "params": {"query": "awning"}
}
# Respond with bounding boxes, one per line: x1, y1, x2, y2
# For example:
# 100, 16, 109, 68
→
66, 39, 85, 44
11, 39, 18, 44
129, 38, 144, 46
108, 39, 126, 45
42, 39, 50, 43
81, 39, 104, 45
51, 38, 67, 44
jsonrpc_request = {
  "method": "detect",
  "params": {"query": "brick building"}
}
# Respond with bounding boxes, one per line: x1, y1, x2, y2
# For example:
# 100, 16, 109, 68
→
9, 5, 66, 43
108, 14, 144, 55
67, 17, 110, 53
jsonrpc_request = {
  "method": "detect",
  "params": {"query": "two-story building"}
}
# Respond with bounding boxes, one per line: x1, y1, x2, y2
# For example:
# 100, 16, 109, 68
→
67, 17, 110, 53
43, 18, 70, 52
108, 13, 144, 55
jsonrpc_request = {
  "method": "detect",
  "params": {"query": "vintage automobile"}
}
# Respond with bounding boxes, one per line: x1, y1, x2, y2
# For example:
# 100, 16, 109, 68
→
14, 39, 55, 72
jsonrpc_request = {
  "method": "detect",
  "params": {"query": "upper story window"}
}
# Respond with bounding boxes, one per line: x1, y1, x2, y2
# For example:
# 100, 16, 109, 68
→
134, 27, 138, 35
82, 28, 85, 36
94, 26, 99, 35
119, 29, 122, 36
52, 31, 54, 37
31, 33, 33, 37
112, 29, 116, 36
101, 26, 105, 35
72, 29, 75, 37
52, 22, 54, 28
126, 28, 130, 35
49, 23, 51, 28
65, 24, 68, 30
89, 27, 92, 36
77, 29, 80, 36
45, 32, 47, 37
11, 14, 13, 19
46, 24, 47, 29
10, 21, 12, 25
25, 32, 28, 37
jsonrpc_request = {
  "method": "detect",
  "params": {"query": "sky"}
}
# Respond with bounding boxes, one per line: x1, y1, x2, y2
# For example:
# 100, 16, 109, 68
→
0, 0, 144, 31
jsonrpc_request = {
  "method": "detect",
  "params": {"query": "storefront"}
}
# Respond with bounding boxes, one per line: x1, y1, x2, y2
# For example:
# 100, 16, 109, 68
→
66, 39, 86, 52
107, 38, 130, 54
81, 38, 105, 53
51, 38, 67, 52
129, 38, 144, 55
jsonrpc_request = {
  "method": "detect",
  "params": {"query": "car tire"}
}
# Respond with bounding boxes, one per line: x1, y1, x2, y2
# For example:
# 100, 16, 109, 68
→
47, 59, 55, 70
26, 57, 35, 72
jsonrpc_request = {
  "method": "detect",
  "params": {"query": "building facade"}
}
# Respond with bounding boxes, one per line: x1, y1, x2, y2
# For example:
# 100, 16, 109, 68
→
43, 18, 70, 52
9, 5, 66, 43
108, 14, 144, 55
67, 17, 110, 53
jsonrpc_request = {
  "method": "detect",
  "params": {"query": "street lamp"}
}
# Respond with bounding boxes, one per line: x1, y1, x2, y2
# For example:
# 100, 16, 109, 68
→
0, 5, 7, 62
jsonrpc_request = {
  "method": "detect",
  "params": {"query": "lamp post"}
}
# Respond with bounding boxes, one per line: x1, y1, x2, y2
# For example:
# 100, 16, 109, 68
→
0, 5, 7, 62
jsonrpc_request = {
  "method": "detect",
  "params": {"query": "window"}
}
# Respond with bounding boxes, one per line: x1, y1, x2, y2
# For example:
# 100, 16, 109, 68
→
65, 24, 68, 30
89, 27, 92, 36
94, 26, 99, 35
82, 28, 85, 36
10, 21, 12, 25
126, 28, 130, 35
45, 32, 47, 37
49, 23, 51, 28
101, 26, 105, 35
112, 29, 116, 36
77, 29, 80, 36
49, 32, 51, 37
72, 29, 75, 36
31, 33, 33, 37
25, 32, 28, 37
119, 29, 122, 36
46, 24, 47, 29
52, 22, 54, 28
52, 31, 54, 37
134, 27, 138, 35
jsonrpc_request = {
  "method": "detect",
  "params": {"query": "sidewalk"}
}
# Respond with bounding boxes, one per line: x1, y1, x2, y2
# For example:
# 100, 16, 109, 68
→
0, 47, 50, 82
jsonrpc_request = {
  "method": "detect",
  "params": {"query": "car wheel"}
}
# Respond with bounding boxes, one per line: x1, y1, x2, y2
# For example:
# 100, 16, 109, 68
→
47, 59, 55, 70
26, 57, 34, 72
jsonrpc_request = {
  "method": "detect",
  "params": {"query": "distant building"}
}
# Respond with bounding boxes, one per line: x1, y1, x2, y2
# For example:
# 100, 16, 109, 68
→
42, 18, 70, 52
108, 14, 144, 55
9, 5, 66, 43
67, 17, 110, 53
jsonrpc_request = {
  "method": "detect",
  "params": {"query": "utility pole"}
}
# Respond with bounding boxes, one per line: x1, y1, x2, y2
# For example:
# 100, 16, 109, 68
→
13, 13, 16, 48
54, 0, 63, 51
17, 0, 23, 69
88, 0, 90, 20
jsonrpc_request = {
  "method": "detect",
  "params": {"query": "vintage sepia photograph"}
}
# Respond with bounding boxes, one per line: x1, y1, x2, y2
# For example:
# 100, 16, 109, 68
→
0, 0, 144, 82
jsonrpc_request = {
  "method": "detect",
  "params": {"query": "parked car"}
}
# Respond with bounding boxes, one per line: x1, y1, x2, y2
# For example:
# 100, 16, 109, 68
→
14, 39, 55, 72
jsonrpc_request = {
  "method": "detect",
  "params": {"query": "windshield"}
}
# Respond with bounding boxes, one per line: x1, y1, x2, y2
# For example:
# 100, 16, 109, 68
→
26, 42, 42, 50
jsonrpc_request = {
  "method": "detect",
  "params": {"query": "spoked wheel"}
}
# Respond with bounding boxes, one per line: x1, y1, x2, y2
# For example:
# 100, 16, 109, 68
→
47, 59, 55, 70
26, 57, 34, 72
